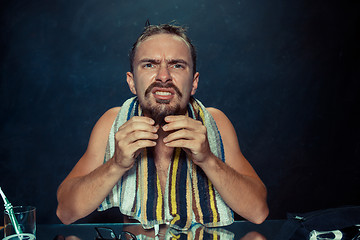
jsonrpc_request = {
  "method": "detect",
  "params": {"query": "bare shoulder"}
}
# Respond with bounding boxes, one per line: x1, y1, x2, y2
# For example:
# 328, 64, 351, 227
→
206, 107, 240, 147
95, 107, 121, 129
206, 107, 233, 129
206, 107, 238, 147
88, 106, 121, 150
207, 107, 259, 178
65, 107, 121, 179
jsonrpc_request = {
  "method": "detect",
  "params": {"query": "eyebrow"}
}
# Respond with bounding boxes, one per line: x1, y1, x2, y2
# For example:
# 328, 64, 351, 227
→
167, 59, 189, 66
138, 58, 189, 66
138, 58, 160, 64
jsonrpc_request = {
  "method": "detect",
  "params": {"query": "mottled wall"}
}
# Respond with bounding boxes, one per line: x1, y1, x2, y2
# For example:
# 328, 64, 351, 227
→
0, 0, 359, 224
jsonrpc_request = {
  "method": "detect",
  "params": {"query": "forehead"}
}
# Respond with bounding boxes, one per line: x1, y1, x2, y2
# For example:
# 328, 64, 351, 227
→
134, 33, 192, 62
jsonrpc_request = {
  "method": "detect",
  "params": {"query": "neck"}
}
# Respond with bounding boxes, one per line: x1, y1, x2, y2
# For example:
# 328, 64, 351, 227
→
152, 128, 174, 192
154, 127, 173, 156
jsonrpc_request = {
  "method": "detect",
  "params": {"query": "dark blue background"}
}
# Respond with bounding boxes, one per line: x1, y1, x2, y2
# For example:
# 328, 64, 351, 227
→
1, 0, 359, 224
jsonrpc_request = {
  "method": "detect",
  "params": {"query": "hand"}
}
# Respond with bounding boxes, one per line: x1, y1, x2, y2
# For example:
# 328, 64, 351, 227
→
162, 115, 213, 165
114, 116, 159, 169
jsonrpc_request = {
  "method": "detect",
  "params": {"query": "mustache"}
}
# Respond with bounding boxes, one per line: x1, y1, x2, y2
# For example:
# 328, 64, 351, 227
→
144, 82, 183, 98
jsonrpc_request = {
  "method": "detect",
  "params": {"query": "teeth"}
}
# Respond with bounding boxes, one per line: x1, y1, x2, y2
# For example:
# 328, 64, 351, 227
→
155, 91, 172, 96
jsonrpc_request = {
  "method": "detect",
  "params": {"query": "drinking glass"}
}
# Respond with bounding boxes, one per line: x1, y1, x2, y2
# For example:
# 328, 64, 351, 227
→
3, 206, 36, 240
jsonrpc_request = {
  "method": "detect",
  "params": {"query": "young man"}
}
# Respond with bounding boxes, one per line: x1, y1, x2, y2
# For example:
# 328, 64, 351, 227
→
56, 24, 269, 230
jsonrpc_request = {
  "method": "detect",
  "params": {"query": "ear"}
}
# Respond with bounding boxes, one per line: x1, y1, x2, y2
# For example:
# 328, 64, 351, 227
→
190, 72, 199, 95
126, 72, 137, 94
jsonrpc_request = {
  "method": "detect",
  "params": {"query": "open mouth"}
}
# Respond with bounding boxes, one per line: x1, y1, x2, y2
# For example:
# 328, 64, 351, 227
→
151, 87, 175, 100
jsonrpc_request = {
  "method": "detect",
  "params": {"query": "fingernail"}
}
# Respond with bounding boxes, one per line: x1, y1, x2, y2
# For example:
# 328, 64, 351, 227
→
162, 125, 168, 130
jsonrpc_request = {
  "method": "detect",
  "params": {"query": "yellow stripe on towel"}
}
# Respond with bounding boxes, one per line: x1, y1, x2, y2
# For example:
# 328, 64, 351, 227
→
208, 179, 218, 224
170, 148, 181, 224
141, 148, 148, 224
156, 174, 163, 221
213, 230, 219, 240
198, 103, 205, 123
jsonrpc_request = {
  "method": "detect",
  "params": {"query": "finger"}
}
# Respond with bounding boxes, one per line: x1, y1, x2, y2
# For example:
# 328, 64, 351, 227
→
131, 116, 155, 125
164, 115, 187, 122
128, 130, 159, 143
163, 129, 195, 143
120, 116, 155, 130
162, 118, 202, 132
129, 140, 157, 155
164, 138, 197, 150
119, 120, 159, 135
115, 126, 158, 145
164, 133, 207, 152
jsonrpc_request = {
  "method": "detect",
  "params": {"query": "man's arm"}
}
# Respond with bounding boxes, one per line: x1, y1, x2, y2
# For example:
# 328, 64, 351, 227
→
56, 107, 122, 224
162, 108, 269, 224
56, 108, 159, 224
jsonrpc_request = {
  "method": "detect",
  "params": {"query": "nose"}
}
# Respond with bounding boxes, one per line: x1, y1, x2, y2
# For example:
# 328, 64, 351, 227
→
155, 64, 172, 82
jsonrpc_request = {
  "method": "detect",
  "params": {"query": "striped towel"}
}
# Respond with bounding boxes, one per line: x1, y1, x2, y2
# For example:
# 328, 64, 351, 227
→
98, 97, 233, 230
137, 224, 235, 239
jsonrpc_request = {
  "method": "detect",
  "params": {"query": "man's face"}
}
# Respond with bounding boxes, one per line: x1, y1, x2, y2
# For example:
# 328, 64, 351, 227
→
127, 33, 199, 125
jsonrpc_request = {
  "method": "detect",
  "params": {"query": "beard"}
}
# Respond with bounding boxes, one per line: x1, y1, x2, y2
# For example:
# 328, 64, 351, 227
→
139, 82, 187, 125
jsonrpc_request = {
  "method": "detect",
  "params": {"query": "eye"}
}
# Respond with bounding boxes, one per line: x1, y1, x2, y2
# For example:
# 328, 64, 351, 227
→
173, 64, 185, 69
144, 63, 154, 68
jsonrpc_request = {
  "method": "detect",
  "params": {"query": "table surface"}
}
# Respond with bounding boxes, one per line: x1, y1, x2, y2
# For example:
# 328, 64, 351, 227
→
1, 220, 286, 239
